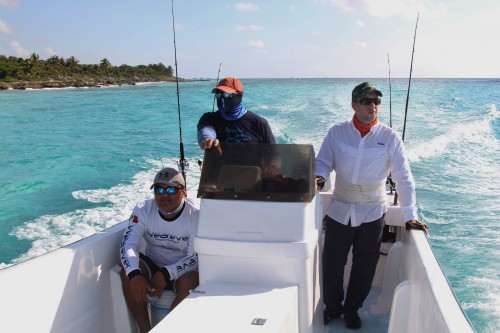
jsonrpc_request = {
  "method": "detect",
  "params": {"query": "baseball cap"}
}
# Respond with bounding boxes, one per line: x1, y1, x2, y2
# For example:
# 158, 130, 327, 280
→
150, 167, 185, 189
352, 82, 383, 101
211, 77, 244, 94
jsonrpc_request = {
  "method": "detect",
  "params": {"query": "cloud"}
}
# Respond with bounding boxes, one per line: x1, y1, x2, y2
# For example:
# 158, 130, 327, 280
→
354, 41, 367, 48
327, 0, 449, 19
246, 40, 266, 49
234, 3, 260, 12
235, 24, 264, 32
0, 20, 12, 34
0, 0, 20, 9
10, 40, 29, 57
356, 20, 365, 27
43, 47, 57, 57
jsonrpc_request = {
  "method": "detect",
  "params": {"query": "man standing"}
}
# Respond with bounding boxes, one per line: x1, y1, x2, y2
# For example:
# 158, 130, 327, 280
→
120, 167, 199, 333
316, 82, 422, 329
197, 77, 275, 150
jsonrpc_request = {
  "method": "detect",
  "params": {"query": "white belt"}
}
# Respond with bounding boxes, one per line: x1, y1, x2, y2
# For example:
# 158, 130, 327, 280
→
333, 174, 387, 205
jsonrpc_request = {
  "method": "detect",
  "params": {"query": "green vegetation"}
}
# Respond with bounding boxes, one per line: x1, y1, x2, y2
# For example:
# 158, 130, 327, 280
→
0, 53, 176, 90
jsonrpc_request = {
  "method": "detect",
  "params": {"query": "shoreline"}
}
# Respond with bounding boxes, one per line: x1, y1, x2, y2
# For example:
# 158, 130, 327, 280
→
0, 77, 199, 91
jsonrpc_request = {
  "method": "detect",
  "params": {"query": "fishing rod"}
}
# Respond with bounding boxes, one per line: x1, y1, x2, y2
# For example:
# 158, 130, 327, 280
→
402, 13, 419, 142
387, 54, 395, 195
387, 54, 392, 128
212, 62, 222, 112
394, 13, 419, 205
170, 0, 189, 182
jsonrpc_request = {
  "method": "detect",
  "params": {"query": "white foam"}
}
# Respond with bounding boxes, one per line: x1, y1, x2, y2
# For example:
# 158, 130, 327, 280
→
407, 105, 499, 163
8, 157, 202, 266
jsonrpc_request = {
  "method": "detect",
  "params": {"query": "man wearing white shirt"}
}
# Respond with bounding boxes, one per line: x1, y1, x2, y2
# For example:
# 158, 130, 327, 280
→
120, 167, 199, 333
316, 82, 420, 329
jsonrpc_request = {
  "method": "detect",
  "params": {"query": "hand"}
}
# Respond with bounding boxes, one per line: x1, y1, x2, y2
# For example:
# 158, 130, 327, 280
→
129, 275, 154, 303
315, 176, 325, 190
200, 138, 219, 150
263, 164, 278, 178
150, 271, 167, 298
405, 220, 429, 235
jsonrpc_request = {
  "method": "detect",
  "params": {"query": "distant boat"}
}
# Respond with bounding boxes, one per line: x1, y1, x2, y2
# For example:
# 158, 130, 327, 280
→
0, 143, 474, 333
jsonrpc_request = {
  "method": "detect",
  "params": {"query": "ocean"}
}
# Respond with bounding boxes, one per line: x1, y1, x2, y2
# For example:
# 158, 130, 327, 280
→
0, 78, 498, 332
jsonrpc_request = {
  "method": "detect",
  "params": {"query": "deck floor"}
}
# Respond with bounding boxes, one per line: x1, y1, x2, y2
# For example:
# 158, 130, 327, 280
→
326, 287, 389, 333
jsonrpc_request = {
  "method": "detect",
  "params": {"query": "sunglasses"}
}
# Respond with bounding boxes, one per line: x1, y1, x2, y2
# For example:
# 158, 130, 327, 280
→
215, 92, 237, 99
357, 97, 382, 106
154, 186, 181, 195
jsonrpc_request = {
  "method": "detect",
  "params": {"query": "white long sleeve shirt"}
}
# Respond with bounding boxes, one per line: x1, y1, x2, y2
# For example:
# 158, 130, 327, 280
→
316, 119, 418, 226
120, 197, 199, 280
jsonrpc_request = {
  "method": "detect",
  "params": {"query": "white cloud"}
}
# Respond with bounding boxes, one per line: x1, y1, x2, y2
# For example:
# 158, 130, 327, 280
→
247, 40, 266, 49
235, 24, 264, 32
354, 41, 367, 48
327, 0, 449, 19
0, 20, 12, 34
0, 0, 20, 9
10, 40, 29, 56
234, 3, 260, 12
356, 20, 365, 27
43, 47, 57, 57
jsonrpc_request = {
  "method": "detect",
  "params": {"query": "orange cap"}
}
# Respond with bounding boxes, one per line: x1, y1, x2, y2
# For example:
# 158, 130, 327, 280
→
211, 77, 243, 94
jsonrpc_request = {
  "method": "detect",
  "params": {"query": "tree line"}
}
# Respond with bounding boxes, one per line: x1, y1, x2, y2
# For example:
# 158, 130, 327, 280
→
0, 53, 174, 83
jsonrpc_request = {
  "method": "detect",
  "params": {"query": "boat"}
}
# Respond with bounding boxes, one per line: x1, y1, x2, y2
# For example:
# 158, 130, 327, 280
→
0, 143, 475, 333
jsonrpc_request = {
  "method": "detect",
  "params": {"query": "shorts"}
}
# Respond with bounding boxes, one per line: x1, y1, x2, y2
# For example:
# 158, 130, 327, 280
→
139, 253, 176, 292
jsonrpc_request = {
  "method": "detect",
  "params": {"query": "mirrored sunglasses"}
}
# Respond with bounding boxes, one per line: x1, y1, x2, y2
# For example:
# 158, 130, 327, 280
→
215, 92, 237, 99
154, 186, 180, 195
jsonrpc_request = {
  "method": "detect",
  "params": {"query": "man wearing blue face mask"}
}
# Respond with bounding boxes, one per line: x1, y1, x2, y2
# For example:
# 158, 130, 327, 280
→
197, 77, 275, 150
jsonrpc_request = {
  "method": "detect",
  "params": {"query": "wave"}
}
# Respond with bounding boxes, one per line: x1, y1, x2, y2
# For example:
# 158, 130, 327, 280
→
1, 157, 203, 268
407, 104, 499, 163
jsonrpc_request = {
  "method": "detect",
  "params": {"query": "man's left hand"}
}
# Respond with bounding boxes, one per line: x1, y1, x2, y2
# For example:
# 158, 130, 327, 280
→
405, 220, 429, 235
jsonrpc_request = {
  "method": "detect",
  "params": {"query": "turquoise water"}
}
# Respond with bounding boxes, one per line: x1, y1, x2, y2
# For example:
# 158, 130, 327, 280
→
1, 78, 499, 332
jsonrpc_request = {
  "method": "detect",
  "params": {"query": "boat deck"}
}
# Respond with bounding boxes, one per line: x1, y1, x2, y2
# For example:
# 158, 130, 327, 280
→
326, 287, 389, 333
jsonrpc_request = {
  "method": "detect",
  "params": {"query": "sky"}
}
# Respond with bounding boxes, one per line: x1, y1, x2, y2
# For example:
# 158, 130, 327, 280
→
1, 0, 499, 79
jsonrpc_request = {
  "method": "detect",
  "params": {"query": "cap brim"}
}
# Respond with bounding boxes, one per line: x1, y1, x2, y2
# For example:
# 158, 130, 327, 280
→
212, 86, 238, 94
150, 181, 184, 189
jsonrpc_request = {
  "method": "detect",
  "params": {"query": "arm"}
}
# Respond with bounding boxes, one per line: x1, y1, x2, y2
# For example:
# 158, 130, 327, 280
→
161, 209, 199, 281
315, 128, 336, 180
120, 207, 146, 277
389, 135, 418, 222
198, 113, 219, 150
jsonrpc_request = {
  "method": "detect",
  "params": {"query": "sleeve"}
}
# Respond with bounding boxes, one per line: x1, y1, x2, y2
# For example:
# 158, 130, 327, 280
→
389, 134, 418, 222
315, 127, 336, 179
261, 118, 276, 144
119, 204, 147, 276
163, 208, 200, 280
197, 112, 217, 145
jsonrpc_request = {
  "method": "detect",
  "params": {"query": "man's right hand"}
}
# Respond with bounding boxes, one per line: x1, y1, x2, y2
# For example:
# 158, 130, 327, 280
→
130, 275, 153, 303
200, 138, 219, 150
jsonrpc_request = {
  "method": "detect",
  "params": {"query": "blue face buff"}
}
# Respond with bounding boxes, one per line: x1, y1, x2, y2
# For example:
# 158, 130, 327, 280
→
216, 93, 247, 120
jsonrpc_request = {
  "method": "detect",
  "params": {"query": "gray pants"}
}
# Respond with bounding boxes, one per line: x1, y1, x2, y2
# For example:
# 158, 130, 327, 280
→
322, 214, 385, 313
